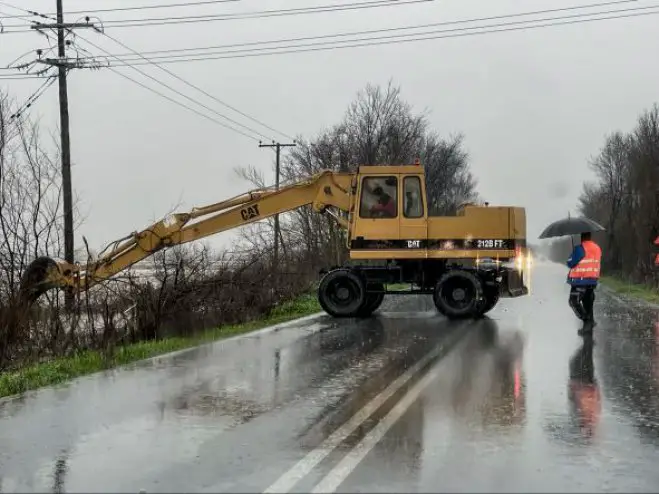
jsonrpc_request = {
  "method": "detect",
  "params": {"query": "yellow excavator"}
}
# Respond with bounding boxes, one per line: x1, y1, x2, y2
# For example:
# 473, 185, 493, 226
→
19, 161, 531, 319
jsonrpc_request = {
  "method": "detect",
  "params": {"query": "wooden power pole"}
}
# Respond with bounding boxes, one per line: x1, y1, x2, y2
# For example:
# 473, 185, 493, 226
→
258, 140, 296, 267
56, 0, 74, 310
31, 1, 98, 310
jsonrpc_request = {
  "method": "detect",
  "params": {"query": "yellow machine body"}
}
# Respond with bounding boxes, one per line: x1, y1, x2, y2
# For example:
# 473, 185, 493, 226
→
349, 164, 526, 261
19, 161, 530, 319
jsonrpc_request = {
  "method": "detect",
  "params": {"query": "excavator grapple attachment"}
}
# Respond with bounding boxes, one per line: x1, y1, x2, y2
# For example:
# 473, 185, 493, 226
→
19, 256, 73, 304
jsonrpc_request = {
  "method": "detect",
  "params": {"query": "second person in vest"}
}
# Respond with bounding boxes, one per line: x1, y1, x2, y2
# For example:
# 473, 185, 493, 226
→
566, 232, 602, 329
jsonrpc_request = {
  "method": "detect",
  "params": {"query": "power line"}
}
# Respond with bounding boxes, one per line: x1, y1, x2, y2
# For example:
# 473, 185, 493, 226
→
1, 4, 264, 138
73, 32, 272, 141
8, 74, 56, 119
0, 0, 242, 18
98, 30, 295, 141
0, 1, 291, 143
0, 2, 31, 22
0, 74, 54, 80
3, 0, 434, 31
99, 5, 659, 65
104, 64, 259, 141
83, 0, 640, 61
98, 0, 432, 24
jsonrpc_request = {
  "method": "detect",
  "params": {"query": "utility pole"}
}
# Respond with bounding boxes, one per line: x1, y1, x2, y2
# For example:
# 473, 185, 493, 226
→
30, 3, 99, 310
56, 0, 73, 310
258, 140, 296, 267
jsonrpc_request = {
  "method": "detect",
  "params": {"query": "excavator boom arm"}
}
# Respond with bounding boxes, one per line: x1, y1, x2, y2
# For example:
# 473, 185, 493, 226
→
20, 170, 354, 302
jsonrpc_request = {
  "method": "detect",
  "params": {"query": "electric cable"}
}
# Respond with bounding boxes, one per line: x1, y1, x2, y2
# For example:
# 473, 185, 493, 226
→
0, 0, 293, 141
8, 74, 57, 119
98, 30, 295, 141
2, 0, 434, 31
106, 64, 260, 141
0, 74, 53, 80
76, 32, 271, 141
0, 0, 242, 18
81, 0, 639, 60
101, 6, 659, 65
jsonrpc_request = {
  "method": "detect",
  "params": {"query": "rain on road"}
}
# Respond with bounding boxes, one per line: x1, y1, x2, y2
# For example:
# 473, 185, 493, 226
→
1, 261, 659, 493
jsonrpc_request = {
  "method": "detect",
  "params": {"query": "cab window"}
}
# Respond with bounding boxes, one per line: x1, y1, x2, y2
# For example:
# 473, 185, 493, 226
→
403, 176, 424, 218
359, 176, 398, 218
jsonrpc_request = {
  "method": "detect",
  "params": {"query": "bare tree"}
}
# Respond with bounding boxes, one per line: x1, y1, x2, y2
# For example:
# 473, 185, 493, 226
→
339, 80, 427, 166
583, 131, 631, 270
422, 132, 479, 215
0, 89, 75, 366
574, 103, 659, 287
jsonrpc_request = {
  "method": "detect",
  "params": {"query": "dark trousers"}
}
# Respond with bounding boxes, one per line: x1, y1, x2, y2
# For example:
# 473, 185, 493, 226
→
569, 285, 596, 322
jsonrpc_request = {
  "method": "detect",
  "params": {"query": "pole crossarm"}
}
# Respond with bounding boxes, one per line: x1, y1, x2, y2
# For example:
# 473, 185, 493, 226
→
30, 22, 97, 30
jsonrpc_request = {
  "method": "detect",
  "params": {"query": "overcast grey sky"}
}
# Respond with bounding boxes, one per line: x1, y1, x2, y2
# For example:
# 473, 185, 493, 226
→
1, 0, 657, 255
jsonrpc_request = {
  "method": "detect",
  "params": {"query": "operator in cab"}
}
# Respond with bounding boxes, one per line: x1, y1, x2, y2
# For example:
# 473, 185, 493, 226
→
566, 232, 602, 332
369, 186, 396, 218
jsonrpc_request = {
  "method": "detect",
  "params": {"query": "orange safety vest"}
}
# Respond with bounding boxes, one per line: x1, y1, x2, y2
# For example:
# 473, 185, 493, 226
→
568, 240, 602, 281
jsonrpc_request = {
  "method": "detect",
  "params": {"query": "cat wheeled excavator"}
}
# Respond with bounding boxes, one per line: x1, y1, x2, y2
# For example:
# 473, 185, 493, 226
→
19, 161, 531, 320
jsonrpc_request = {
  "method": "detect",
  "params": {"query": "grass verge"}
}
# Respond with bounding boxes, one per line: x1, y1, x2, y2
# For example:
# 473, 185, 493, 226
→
0, 293, 321, 399
600, 275, 659, 304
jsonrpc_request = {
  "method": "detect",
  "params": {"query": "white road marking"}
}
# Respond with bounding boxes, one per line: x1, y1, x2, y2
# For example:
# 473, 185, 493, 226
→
310, 354, 447, 493
263, 321, 469, 493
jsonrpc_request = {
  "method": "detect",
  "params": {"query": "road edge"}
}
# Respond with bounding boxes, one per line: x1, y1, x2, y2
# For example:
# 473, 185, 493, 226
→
0, 311, 327, 405
140, 311, 327, 364
598, 283, 659, 310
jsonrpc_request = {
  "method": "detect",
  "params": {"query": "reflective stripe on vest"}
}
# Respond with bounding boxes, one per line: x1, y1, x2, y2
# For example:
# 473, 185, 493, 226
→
568, 240, 601, 280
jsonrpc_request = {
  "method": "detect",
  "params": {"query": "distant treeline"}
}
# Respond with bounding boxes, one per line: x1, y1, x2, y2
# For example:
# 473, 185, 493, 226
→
546, 104, 659, 288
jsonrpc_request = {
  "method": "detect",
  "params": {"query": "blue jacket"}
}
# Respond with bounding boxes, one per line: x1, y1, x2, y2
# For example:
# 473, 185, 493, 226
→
566, 244, 598, 286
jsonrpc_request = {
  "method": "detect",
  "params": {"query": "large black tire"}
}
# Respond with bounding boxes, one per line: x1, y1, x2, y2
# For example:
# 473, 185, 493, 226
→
356, 283, 385, 317
318, 269, 367, 318
476, 284, 501, 317
433, 270, 484, 319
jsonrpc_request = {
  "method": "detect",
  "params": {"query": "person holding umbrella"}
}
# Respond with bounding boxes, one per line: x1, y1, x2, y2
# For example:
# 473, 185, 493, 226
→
539, 216, 605, 330
565, 231, 602, 327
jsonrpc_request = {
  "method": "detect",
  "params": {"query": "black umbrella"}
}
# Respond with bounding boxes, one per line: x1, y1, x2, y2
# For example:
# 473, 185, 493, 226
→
538, 216, 605, 239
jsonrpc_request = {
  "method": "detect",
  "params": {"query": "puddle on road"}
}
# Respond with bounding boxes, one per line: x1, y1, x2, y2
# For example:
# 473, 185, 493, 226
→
594, 300, 659, 448
328, 293, 659, 493
420, 321, 527, 438
0, 318, 395, 493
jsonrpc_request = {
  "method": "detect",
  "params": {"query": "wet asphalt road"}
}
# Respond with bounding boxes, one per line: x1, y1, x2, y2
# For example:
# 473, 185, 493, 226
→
1, 261, 659, 493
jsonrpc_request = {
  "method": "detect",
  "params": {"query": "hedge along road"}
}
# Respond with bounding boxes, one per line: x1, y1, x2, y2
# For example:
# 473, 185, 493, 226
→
1, 261, 659, 493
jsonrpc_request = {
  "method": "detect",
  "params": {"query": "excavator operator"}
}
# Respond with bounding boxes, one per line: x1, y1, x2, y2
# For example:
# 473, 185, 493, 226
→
369, 186, 396, 218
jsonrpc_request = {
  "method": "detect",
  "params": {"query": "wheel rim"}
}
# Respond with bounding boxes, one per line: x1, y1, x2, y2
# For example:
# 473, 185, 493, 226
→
336, 286, 350, 301
327, 278, 359, 308
440, 278, 476, 310
452, 288, 466, 301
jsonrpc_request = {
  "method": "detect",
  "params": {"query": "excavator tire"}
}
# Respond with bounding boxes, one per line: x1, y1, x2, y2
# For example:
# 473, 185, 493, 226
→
356, 283, 385, 317
318, 268, 366, 318
433, 269, 484, 319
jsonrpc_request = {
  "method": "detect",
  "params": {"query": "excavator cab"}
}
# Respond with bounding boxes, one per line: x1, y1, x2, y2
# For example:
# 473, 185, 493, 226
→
350, 163, 428, 255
